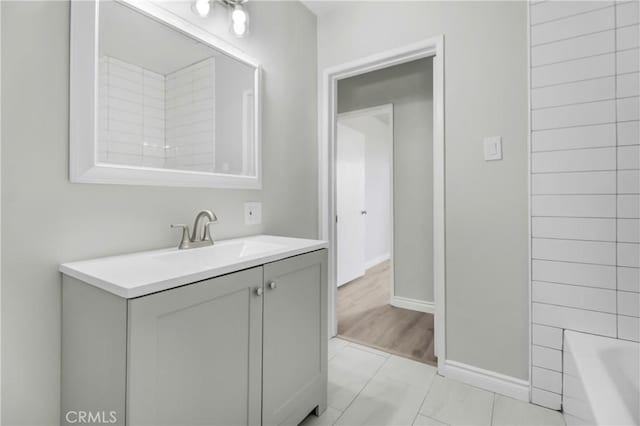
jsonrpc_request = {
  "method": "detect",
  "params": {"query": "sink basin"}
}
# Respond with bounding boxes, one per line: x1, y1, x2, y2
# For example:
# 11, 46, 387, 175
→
152, 240, 285, 266
60, 235, 328, 298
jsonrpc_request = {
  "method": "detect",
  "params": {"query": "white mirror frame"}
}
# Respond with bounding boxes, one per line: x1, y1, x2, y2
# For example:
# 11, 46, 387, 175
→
70, 0, 262, 189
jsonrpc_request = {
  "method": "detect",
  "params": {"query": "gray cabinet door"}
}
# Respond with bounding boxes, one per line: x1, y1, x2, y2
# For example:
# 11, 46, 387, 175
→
126, 267, 263, 426
262, 250, 328, 426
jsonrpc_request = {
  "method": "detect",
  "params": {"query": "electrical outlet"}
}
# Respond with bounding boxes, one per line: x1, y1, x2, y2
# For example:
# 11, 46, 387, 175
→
244, 202, 262, 225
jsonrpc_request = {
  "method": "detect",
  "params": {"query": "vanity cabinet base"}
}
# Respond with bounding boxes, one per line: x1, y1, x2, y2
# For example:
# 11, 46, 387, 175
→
62, 276, 127, 426
62, 249, 327, 426
262, 250, 328, 425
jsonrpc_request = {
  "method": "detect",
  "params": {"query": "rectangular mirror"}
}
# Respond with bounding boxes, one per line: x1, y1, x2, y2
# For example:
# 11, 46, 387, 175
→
70, 0, 261, 189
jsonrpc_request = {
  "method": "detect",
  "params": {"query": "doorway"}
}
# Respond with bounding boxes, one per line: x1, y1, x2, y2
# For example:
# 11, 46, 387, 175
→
320, 36, 445, 369
334, 58, 436, 365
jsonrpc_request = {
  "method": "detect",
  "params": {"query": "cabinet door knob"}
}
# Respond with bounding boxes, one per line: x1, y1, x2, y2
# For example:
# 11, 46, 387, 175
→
268, 281, 277, 290
255, 287, 263, 296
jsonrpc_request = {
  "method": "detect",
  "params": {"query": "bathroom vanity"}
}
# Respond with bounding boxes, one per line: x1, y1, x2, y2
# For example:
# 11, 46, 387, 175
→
60, 235, 328, 426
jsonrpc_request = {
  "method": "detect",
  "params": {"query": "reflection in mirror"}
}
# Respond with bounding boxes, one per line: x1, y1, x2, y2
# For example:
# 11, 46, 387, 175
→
97, 1, 256, 176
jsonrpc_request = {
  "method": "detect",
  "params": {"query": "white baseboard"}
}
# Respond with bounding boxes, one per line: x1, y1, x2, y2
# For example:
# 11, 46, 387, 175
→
440, 360, 530, 402
390, 296, 434, 314
365, 253, 390, 270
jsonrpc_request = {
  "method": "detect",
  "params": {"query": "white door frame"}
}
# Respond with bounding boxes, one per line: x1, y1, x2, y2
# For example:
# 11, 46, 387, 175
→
318, 35, 445, 369
0, 2, 3, 418
336, 103, 394, 297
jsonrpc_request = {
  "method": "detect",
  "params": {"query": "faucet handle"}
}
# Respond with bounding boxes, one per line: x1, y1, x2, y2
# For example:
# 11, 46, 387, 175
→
203, 221, 216, 243
171, 224, 192, 249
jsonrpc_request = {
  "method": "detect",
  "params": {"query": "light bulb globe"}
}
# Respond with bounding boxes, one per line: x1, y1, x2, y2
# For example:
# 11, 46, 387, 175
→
230, 4, 249, 37
193, 0, 211, 17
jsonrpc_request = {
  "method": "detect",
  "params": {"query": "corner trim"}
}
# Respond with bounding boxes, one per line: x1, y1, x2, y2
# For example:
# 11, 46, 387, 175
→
440, 360, 531, 402
390, 296, 434, 314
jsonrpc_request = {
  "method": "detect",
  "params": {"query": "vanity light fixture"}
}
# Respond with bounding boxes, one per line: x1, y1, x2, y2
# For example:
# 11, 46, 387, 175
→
191, 0, 250, 38
230, 3, 249, 37
192, 0, 211, 18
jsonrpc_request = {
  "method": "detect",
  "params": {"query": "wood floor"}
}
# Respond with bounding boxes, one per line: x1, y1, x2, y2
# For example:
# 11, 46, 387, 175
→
337, 260, 437, 365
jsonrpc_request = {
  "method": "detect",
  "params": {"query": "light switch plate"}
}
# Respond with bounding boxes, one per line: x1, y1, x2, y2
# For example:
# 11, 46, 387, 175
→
244, 202, 262, 225
483, 136, 502, 161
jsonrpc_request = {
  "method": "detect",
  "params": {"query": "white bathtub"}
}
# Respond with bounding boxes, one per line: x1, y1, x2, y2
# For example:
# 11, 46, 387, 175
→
563, 331, 640, 426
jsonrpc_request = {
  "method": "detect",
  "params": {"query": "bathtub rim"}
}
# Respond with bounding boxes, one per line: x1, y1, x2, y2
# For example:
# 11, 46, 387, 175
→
563, 330, 640, 426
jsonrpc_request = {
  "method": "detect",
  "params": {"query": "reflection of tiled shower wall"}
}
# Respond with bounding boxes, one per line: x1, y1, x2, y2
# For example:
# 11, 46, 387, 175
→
529, 0, 639, 411
98, 56, 166, 168
165, 58, 216, 172
98, 56, 215, 171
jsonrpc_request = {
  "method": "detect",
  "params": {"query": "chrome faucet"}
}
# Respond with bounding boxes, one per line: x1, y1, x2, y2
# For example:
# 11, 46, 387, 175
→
171, 210, 218, 250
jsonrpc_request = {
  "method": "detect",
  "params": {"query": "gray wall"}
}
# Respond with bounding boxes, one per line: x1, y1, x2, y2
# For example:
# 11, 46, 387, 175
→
1, 1, 317, 424
338, 58, 434, 303
319, 1, 529, 380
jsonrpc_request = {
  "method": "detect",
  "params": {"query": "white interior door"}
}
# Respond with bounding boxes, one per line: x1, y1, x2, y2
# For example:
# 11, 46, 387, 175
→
336, 121, 366, 287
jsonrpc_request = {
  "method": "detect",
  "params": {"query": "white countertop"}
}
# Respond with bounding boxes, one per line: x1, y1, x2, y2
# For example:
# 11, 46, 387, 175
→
60, 235, 328, 298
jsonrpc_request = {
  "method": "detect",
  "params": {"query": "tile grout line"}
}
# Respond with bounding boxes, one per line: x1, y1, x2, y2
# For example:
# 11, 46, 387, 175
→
614, 0, 619, 339
532, 73, 640, 98
530, 258, 619, 268
532, 216, 633, 221
532, 97, 621, 112
531, 384, 562, 397
534, 19, 640, 44
533, 73, 617, 90
532, 50, 611, 70
413, 373, 439, 425
531, 26, 616, 49
532, 45, 639, 69
531, 236, 618, 243
533, 120, 619, 132
330, 342, 390, 425
532, 96, 620, 111
531, 4, 616, 27
532, 73, 638, 90
533, 144, 622, 155
534, 93, 640, 112
409, 410, 421, 426
532, 300, 619, 316
533, 169, 620, 176
532, 279, 619, 291
532, 364, 564, 374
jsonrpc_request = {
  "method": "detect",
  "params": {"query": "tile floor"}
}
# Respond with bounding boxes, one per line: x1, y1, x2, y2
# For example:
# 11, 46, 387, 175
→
300, 338, 565, 426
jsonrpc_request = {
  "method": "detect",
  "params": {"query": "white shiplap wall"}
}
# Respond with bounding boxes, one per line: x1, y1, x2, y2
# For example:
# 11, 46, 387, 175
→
529, 0, 639, 410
